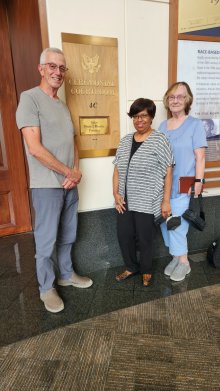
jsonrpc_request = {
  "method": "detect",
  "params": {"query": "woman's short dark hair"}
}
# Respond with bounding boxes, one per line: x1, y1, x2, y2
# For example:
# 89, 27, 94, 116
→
163, 81, 193, 115
128, 98, 156, 119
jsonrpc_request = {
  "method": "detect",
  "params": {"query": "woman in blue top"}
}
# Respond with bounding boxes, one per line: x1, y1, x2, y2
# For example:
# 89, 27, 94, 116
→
159, 81, 207, 282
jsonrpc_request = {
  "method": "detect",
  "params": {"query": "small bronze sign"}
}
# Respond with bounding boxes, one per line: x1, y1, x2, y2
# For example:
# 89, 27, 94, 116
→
80, 117, 109, 135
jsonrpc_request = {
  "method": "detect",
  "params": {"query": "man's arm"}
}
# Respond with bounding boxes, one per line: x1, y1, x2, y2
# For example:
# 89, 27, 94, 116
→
73, 137, 79, 169
22, 126, 79, 188
72, 137, 82, 181
62, 137, 82, 188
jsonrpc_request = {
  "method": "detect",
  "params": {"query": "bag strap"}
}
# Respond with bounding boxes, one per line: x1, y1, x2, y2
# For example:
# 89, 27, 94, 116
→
190, 192, 205, 220
198, 194, 205, 220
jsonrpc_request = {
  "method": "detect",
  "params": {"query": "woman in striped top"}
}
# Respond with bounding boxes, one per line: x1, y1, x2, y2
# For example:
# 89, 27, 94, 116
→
113, 98, 174, 286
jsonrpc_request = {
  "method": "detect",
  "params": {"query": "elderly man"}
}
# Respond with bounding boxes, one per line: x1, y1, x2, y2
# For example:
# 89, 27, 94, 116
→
16, 47, 93, 313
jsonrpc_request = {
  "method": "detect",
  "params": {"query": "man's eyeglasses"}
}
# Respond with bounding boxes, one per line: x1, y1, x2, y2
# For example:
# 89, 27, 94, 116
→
42, 63, 69, 73
168, 95, 186, 102
132, 114, 149, 121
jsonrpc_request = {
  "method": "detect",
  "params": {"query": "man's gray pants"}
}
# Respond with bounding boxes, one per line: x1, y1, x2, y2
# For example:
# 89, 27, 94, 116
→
31, 188, 79, 293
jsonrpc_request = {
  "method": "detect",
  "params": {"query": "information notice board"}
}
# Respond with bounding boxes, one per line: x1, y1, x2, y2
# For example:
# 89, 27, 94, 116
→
177, 40, 220, 162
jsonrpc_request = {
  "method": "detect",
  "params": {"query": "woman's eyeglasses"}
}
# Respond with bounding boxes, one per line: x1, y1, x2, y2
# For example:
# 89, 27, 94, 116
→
168, 95, 186, 102
132, 114, 149, 121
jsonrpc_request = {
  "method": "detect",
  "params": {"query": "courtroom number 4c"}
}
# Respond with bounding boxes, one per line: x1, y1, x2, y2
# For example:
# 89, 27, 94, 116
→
89, 102, 97, 109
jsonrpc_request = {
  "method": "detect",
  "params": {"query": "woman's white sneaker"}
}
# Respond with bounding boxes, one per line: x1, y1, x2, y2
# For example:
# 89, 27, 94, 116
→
170, 262, 191, 282
164, 257, 179, 276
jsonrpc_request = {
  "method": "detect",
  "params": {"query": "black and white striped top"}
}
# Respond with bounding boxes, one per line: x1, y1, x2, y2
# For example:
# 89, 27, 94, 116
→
113, 131, 174, 217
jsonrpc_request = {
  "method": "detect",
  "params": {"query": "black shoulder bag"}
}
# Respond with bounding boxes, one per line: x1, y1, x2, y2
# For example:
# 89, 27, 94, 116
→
182, 193, 206, 231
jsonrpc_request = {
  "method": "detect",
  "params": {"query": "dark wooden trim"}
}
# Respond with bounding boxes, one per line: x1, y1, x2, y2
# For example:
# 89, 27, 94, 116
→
178, 34, 220, 42
205, 170, 220, 178
7, 0, 43, 99
206, 161, 220, 168
0, 1, 32, 236
205, 181, 220, 188
38, 0, 49, 48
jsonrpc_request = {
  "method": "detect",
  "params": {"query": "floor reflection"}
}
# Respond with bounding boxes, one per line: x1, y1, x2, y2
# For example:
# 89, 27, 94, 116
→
0, 233, 219, 347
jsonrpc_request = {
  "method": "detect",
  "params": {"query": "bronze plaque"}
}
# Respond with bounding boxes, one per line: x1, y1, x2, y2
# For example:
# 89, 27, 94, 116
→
80, 117, 109, 135
62, 33, 120, 158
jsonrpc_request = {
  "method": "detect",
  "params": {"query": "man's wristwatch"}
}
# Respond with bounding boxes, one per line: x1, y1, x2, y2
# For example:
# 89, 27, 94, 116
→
195, 178, 205, 183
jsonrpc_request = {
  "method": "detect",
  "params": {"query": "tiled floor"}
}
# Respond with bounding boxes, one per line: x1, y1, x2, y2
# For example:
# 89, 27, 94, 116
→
0, 233, 220, 390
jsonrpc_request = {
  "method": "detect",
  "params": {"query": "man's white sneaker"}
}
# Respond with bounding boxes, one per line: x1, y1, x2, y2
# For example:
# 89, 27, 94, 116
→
164, 257, 179, 276
40, 288, 64, 313
170, 262, 191, 282
58, 273, 93, 288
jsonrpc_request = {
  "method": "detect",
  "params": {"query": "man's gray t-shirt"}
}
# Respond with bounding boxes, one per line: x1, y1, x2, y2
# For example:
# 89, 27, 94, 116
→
16, 87, 74, 188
